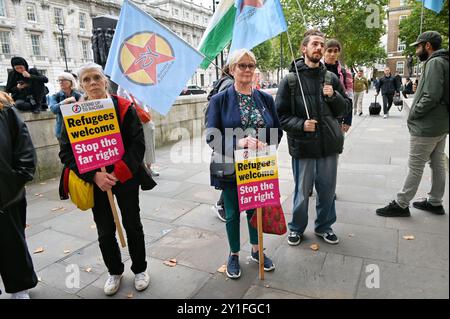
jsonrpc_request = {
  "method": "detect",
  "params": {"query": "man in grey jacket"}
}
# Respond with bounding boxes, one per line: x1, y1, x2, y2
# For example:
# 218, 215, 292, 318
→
377, 31, 449, 217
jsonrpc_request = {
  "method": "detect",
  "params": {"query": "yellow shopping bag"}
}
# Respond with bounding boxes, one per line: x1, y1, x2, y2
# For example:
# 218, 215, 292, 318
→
68, 170, 94, 211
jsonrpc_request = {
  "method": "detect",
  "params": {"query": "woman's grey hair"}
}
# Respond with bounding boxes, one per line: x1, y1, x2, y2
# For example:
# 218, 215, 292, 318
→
77, 62, 110, 93
58, 72, 78, 90
228, 49, 257, 70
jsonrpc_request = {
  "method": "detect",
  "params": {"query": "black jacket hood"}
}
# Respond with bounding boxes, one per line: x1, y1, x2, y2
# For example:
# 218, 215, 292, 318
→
289, 57, 327, 74
10, 57, 29, 70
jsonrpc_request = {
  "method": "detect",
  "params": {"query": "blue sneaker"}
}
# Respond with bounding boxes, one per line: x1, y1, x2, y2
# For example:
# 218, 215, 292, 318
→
226, 254, 241, 279
250, 250, 275, 271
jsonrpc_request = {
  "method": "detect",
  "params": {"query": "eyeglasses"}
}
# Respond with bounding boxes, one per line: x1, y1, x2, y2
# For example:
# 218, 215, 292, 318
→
237, 63, 256, 71
57, 79, 70, 83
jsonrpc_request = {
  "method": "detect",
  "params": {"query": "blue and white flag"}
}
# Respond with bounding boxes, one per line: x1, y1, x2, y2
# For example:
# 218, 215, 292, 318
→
417, 0, 445, 13
229, 0, 287, 54
105, 0, 204, 115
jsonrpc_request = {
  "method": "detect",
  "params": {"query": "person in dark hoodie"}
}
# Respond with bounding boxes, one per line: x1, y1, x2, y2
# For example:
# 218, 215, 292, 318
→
6, 57, 48, 114
377, 31, 449, 217
0, 91, 38, 299
275, 29, 351, 246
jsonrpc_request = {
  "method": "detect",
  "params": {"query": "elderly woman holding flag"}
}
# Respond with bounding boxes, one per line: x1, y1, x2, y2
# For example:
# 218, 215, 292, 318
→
59, 63, 155, 296
206, 49, 283, 279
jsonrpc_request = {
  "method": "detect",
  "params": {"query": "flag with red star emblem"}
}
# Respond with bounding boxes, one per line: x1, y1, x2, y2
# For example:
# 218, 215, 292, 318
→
105, 0, 204, 115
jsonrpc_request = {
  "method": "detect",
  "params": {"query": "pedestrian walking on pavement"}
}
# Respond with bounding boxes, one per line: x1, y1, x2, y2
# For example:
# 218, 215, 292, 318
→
0, 91, 38, 299
206, 49, 283, 279
377, 31, 449, 217
353, 70, 369, 116
375, 67, 400, 119
275, 29, 351, 247
59, 63, 154, 296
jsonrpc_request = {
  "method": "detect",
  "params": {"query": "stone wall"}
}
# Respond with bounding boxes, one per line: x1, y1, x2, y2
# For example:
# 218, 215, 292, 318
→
19, 94, 210, 182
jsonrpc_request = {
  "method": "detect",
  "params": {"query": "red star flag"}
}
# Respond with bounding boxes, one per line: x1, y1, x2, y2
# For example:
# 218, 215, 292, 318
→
105, 0, 204, 115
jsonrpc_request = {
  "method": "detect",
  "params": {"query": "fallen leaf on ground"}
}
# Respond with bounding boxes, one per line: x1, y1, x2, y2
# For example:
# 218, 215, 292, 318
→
310, 244, 320, 251
217, 265, 227, 273
163, 259, 177, 267
34, 247, 44, 254
127, 293, 134, 299
403, 235, 415, 240
63, 250, 71, 254
85, 268, 92, 273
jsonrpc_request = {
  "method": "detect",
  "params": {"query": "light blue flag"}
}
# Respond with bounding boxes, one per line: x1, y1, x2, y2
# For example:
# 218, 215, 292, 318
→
417, 0, 445, 13
229, 0, 288, 54
105, 0, 204, 115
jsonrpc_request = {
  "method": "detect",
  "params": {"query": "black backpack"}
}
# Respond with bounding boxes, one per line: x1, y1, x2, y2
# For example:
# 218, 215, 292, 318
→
207, 76, 234, 101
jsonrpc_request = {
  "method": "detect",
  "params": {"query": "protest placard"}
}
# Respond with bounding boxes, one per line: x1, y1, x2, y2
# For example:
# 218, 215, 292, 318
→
234, 145, 280, 212
61, 98, 125, 174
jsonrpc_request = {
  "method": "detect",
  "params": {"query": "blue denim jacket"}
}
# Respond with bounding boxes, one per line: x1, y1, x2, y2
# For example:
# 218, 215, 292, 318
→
49, 90, 82, 138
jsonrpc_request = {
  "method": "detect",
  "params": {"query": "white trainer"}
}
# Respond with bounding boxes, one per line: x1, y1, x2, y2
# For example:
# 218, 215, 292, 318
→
11, 290, 30, 299
104, 274, 122, 296
134, 271, 150, 291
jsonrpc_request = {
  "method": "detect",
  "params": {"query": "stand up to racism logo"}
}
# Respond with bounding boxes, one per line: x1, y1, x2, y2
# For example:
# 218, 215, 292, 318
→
118, 32, 175, 86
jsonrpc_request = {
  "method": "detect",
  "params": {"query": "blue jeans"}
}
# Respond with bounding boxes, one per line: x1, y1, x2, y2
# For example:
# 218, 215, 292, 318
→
289, 155, 338, 234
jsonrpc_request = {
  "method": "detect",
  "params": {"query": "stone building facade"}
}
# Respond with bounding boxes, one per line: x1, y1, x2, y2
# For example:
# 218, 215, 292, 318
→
0, 0, 214, 92
386, 0, 412, 76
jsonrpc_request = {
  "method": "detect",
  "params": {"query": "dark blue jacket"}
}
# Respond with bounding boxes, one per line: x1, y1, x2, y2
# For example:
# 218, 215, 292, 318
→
206, 85, 283, 189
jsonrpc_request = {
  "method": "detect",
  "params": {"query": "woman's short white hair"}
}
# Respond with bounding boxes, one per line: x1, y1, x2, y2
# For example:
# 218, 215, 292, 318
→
77, 62, 108, 82
228, 49, 256, 69
77, 62, 110, 91
57, 72, 77, 90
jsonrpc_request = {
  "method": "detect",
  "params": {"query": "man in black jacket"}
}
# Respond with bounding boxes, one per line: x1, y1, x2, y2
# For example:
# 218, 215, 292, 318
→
375, 67, 400, 119
275, 30, 351, 246
0, 92, 38, 299
6, 57, 48, 114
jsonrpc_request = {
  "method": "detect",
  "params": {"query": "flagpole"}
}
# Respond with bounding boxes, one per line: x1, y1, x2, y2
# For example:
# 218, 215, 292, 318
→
294, 0, 307, 26
420, 0, 424, 34
285, 30, 311, 120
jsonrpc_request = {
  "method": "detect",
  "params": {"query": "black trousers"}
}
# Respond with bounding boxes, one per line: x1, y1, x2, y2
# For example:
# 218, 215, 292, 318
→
382, 94, 394, 115
92, 177, 147, 275
0, 196, 38, 294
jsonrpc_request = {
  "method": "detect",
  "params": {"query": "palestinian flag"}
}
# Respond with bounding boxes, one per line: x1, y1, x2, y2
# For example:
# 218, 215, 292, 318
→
197, 0, 236, 69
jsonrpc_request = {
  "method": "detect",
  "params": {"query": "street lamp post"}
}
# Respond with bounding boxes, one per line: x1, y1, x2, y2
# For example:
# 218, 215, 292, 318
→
57, 22, 69, 72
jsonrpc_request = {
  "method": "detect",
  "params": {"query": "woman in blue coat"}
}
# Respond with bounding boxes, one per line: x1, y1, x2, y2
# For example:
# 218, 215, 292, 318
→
206, 49, 283, 279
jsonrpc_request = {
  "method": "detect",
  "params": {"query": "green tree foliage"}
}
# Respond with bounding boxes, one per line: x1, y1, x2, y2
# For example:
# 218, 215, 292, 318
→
255, 0, 388, 71
399, 0, 449, 58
